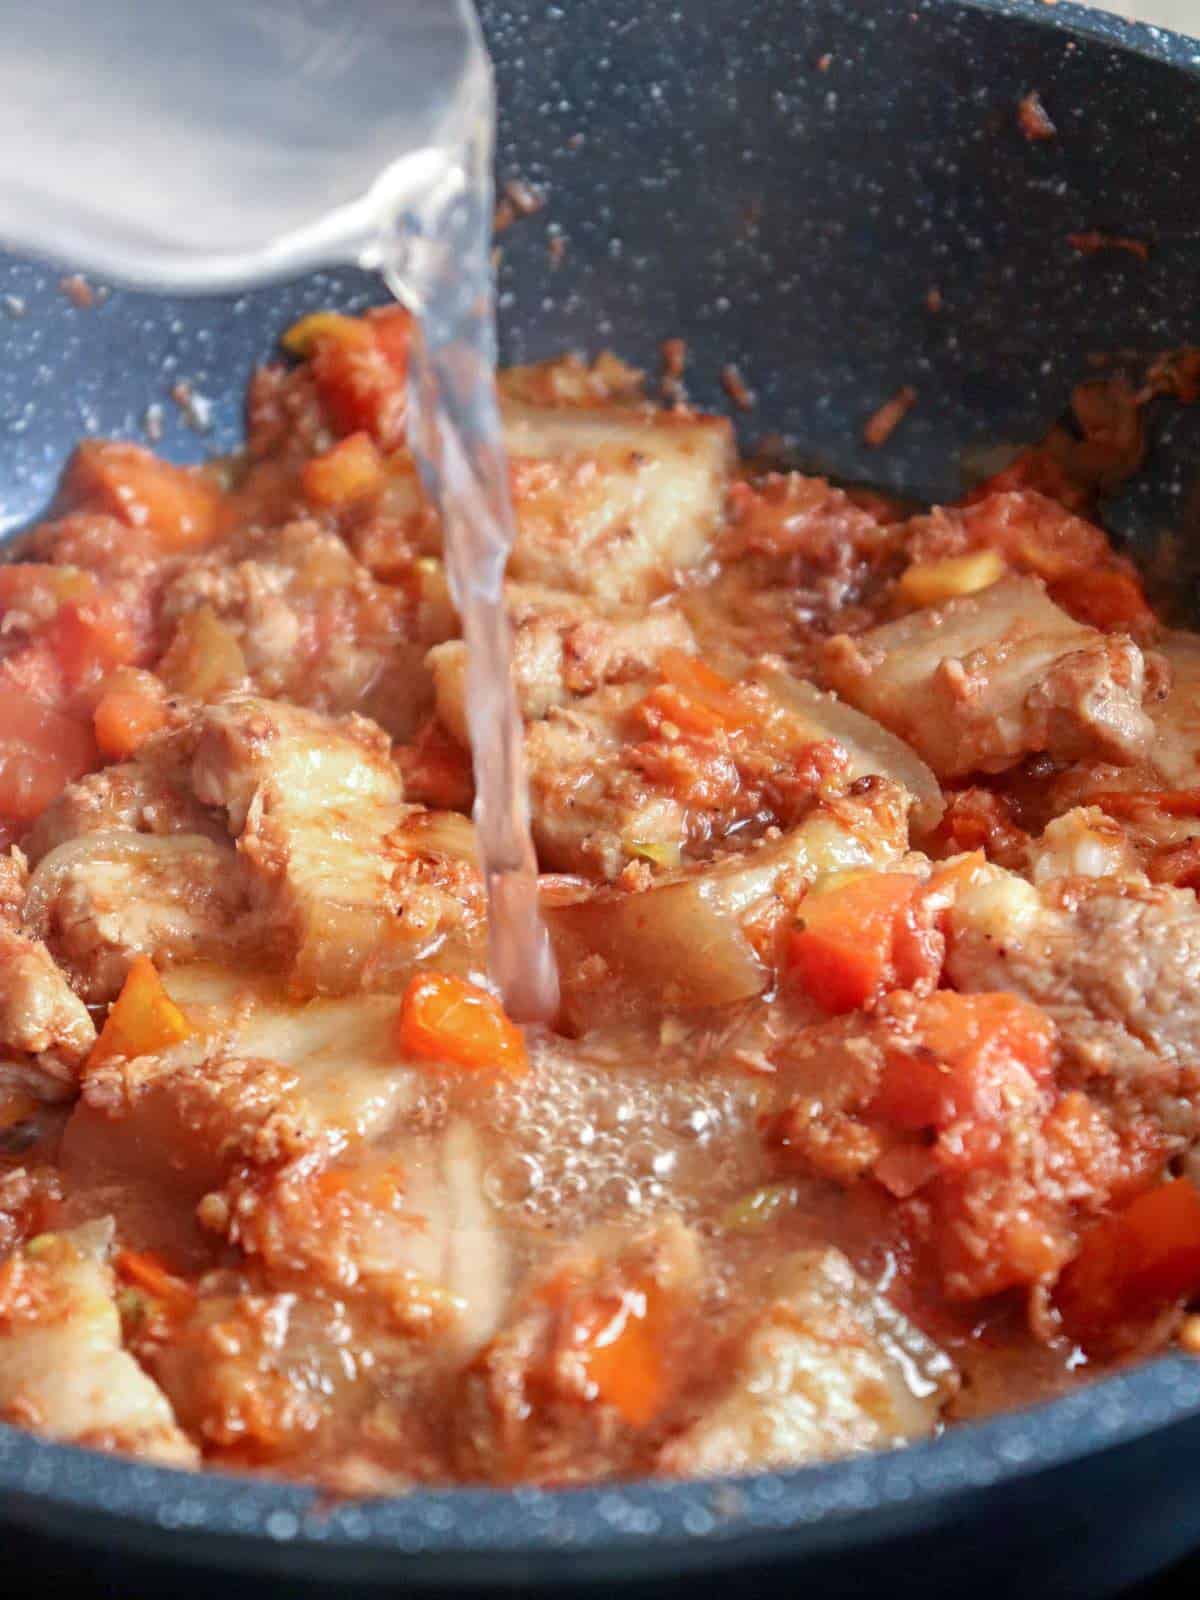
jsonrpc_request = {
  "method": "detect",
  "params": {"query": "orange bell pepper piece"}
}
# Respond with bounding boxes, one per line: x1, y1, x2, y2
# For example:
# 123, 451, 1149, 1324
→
397, 972, 528, 1074
1056, 1177, 1200, 1345
788, 873, 924, 1014
88, 957, 192, 1067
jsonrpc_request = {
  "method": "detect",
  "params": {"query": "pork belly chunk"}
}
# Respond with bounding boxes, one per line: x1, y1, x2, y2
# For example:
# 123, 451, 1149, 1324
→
824, 575, 1155, 779
0, 1220, 195, 1464
62, 967, 508, 1348
947, 871, 1200, 1132
157, 518, 436, 742
24, 698, 483, 1001
1149, 629, 1200, 785
0, 851, 94, 1074
190, 697, 483, 996
658, 1247, 955, 1477
428, 583, 695, 746
503, 400, 735, 608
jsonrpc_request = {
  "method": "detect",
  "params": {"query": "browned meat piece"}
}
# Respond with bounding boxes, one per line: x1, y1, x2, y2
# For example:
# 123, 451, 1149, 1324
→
24, 745, 222, 865
522, 683, 687, 878
503, 400, 735, 609
190, 698, 483, 996
947, 872, 1200, 1134
62, 970, 419, 1246
0, 1221, 195, 1464
1149, 629, 1200, 785
455, 1217, 704, 1483
0, 850, 94, 1072
65, 968, 506, 1346
157, 519, 427, 739
683, 473, 903, 672
824, 575, 1155, 779
26, 699, 483, 1001
429, 584, 695, 745
658, 1248, 955, 1476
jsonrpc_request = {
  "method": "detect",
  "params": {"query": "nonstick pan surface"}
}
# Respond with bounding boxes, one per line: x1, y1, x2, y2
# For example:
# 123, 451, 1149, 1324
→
0, 0, 1198, 1591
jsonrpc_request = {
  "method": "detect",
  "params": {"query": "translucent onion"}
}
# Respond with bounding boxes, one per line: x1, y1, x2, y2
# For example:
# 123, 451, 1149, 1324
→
756, 667, 944, 832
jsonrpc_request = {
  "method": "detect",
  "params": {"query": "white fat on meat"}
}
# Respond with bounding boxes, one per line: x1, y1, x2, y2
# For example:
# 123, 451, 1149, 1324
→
0, 1220, 195, 1464
824, 574, 1154, 779
503, 399, 735, 609
428, 583, 695, 745
658, 1247, 955, 1476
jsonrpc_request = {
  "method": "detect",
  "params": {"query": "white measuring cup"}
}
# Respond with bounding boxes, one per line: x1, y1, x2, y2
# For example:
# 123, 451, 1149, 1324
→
0, 0, 490, 291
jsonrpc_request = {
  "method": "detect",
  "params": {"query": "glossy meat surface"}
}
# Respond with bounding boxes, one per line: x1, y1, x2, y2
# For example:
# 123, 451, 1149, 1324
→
0, 307, 1195, 1489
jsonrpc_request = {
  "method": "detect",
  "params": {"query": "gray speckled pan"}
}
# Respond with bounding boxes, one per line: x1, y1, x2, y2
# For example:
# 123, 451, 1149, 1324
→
0, 0, 1199, 1591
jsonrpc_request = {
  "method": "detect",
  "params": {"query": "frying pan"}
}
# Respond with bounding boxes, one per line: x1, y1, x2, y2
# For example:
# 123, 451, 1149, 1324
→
0, 0, 1198, 1592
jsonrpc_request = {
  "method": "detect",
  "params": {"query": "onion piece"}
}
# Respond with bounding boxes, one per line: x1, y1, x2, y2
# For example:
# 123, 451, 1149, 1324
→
548, 813, 892, 1032
755, 666, 944, 832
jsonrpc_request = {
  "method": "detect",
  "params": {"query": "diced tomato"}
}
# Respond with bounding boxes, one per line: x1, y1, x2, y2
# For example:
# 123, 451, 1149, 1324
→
0, 564, 97, 610
293, 308, 413, 450
366, 305, 413, 378
870, 992, 1055, 1144
1050, 568, 1155, 634
397, 972, 528, 1074
788, 873, 931, 1014
88, 957, 192, 1067
0, 640, 69, 709
93, 687, 167, 761
0, 689, 96, 826
302, 431, 385, 508
63, 442, 222, 550
1056, 1177, 1200, 1346
45, 598, 140, 695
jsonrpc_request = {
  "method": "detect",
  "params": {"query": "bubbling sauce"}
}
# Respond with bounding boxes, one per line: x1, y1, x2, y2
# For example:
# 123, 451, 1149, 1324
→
380, 91, 557, 1024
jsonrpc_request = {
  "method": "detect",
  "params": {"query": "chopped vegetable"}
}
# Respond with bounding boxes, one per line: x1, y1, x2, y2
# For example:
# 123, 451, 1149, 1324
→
626, 839, 683, 869
574, 1283, 667, 1427
1088, 789, 1200, 820
654, 648, 758, 733
1050, 569, 1154, 633
899, 549, 1007, 606
280, 311, 373, 358
870, 991, 1055, 1142
64, 441, 221, 549
159, 605, 247, 700
788, 872, 928, 1013
0, 689, 96, 825
1056, 1177, 1200, 1346
302, 431, 385, 507
397, 972, 528, 1074
88, 957, 192, 1067
722, 1183, 800, 1232
289, 307, 412, 447
93, 687, 167, 760
46, 598, 140, 693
